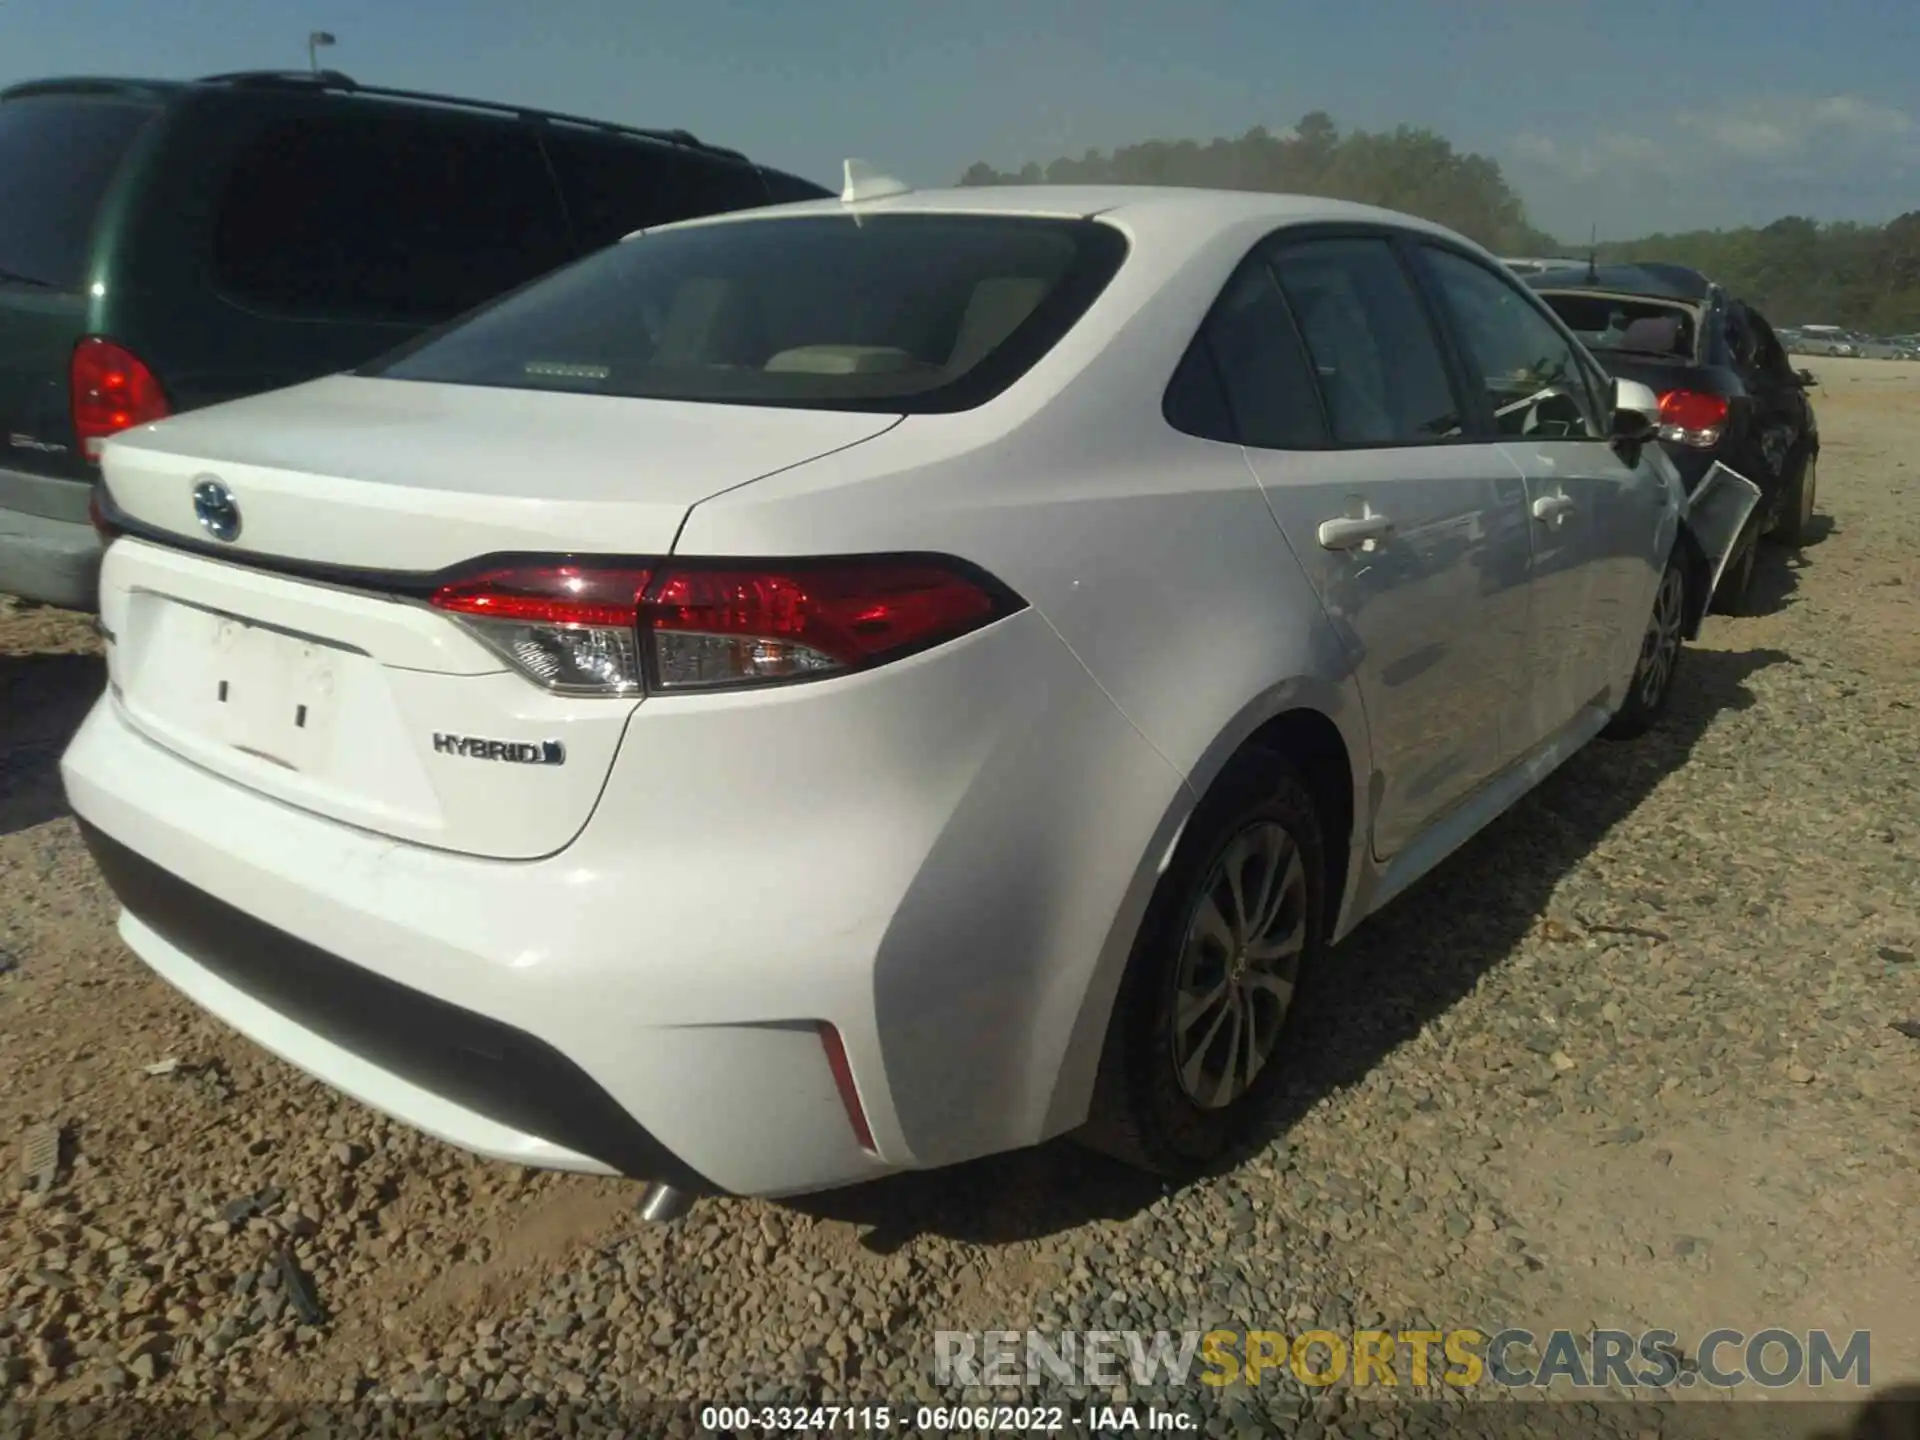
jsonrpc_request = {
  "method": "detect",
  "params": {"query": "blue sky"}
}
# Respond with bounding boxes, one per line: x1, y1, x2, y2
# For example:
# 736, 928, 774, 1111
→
7, 0, 1918, 241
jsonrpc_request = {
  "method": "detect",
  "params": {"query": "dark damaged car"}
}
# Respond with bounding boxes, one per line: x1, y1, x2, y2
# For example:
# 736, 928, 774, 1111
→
1526, 262, 1820, 613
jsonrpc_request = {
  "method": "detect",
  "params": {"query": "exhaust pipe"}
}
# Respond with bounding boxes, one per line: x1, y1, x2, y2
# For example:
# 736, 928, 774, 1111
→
637, 1182, 693, 1224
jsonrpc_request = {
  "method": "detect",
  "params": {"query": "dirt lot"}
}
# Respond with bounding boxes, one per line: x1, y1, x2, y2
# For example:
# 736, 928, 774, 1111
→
2, 357, 1916, 1431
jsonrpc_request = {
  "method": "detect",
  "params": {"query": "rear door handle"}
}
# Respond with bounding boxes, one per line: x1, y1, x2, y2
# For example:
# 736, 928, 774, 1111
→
1532, 493, 1576, 523
1317, 513, 1395, 551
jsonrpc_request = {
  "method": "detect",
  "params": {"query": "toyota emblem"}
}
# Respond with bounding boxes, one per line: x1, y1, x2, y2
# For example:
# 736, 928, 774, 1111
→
192, 477, 241, 543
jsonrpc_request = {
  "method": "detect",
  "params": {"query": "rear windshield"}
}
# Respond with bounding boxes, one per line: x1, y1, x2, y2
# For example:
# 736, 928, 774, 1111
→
0, 97, 156, 290
1536, 290, 1699, 361
362, 213, 1129, 412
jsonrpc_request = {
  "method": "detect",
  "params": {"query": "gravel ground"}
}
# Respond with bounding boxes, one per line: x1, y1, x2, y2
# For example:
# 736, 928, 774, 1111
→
1, 357, 1916, 1435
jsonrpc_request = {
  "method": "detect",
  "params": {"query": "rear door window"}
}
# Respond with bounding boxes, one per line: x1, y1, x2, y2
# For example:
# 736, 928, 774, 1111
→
0, 96, 156, 290
1265, 237, 1463, 445
211, 110, 574, 325
541, 131, 771, 251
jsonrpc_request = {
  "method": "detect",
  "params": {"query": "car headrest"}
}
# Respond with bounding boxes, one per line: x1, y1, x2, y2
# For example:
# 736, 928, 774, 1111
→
1620, 316, 1682, 354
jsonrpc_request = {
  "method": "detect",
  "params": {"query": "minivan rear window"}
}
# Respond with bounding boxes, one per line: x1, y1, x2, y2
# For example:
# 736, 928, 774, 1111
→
362, 213, 1129, 413
0, 97, 155, 290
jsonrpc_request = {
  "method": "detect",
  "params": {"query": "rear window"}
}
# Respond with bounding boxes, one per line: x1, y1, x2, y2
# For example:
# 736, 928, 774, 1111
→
362, 212, 1129, 413
0, 97, 155, 290
1536, 291, 1699, 361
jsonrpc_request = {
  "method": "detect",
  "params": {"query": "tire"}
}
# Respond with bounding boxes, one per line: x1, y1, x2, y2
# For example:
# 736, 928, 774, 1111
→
1771, 448, 1818, 547
1709, 525, 1759, 617
1603, 549, 1687, 740
1077, 749, 1326, 1176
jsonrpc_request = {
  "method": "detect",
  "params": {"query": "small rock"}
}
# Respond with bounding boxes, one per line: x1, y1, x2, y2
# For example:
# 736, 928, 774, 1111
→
1551, 1052, 1576, 1072
1785, 1063, 1815, 1084
128, 1353, 157, 1384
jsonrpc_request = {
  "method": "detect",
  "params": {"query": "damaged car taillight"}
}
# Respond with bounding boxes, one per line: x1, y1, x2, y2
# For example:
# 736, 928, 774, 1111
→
428, 556, 1023, 697
1657, 390, 1729, 449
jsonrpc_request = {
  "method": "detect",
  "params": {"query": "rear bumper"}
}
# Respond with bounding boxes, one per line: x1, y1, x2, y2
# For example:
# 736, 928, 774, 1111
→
62, 697, 892, 1196
61, 604, 1189, 1196
78, 819, 711, 1190
0, 499, 99, 609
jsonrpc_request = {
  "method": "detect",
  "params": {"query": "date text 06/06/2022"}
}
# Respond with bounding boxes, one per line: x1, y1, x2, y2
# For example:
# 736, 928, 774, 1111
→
696, 1403, 1197, 1432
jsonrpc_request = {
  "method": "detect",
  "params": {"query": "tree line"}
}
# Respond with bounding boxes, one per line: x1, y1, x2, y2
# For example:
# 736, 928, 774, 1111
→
961, 114, 1919, 332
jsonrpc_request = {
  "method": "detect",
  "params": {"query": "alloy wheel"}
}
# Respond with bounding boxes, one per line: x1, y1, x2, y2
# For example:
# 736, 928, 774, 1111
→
1637, 564, 1686, 709
1170, 821, 1307, 1109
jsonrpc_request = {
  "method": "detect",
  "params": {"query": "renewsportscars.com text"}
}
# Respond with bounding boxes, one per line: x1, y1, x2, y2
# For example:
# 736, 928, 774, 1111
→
935, 1327, 1873, 1391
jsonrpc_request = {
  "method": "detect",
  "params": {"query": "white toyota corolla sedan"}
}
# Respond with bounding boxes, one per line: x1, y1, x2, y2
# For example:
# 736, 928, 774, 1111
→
63, 181, 1700, 1200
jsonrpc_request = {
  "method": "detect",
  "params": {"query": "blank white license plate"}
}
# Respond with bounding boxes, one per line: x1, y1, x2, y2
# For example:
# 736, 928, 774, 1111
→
200, 615, 345, 772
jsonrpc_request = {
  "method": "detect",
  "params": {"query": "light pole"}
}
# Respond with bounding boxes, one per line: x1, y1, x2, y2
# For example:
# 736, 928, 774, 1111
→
307, 31, 336, 73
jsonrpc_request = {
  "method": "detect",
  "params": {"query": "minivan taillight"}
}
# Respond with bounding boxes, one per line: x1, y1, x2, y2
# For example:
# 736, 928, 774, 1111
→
1656, 390, 1729, 449
428, 556, 1023, 696
71, 338, 170, 461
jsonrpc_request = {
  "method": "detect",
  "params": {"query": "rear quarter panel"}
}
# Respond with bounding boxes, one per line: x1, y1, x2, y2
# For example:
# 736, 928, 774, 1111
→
673, 209, 1374, 1141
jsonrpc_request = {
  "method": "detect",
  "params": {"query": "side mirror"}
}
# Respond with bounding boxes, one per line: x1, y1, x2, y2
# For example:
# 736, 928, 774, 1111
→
1795, 368, 1818, 387
1610, 377, 1661, 446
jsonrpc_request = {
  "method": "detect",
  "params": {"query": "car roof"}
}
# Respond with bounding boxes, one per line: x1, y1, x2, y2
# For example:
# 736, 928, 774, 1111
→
0, 71, 749, 162
1527, 261, 1714, 303
657, 182, 1476, 242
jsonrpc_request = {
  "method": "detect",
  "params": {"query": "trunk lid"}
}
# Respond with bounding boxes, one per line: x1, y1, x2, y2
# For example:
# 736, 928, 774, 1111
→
98, 376, 900, 858
103, 374, 899, 569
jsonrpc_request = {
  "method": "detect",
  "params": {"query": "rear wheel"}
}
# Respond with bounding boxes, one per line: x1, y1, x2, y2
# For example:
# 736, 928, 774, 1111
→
1603, 550, 1687, 740
1078, 750, 1326, 1175
1771, 448, 1818, 547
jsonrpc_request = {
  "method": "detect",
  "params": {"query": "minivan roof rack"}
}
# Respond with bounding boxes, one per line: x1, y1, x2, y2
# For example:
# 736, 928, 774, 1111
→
1, 76, 182, 102
190, 69, 746, 161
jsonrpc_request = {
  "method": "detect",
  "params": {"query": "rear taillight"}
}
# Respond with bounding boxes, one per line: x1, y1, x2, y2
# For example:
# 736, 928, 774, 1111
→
427, 556, 1020, 697
431, 564, 653, 696
1657, 390, 1729, 449
71, 338, 170, 461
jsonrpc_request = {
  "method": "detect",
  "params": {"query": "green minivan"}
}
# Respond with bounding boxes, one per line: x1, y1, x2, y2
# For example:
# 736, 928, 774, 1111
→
0, 69, 828, 609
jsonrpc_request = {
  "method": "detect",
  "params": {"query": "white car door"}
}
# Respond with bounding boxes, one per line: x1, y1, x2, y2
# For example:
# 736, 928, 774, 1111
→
1205, 232, 1536, 860
1414, 243, 1655, 747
